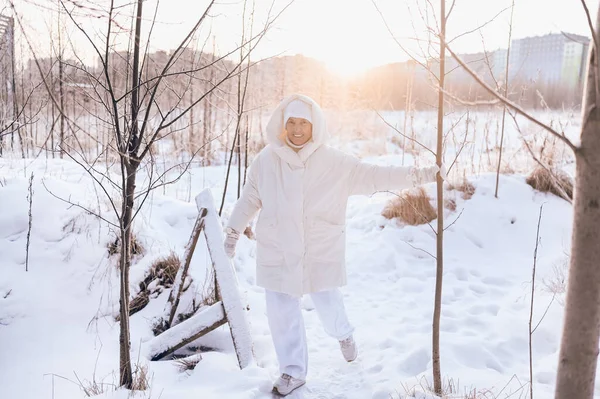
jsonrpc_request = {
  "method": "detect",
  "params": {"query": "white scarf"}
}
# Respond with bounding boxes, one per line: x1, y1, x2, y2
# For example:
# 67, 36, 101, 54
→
285, 135, 308, 149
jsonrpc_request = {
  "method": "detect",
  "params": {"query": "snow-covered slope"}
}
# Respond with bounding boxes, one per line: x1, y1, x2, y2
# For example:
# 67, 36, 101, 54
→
0, 158, 588, 399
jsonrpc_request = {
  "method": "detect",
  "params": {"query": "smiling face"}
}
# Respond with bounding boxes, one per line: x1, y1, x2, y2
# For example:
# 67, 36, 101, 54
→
285, 117, 313, 146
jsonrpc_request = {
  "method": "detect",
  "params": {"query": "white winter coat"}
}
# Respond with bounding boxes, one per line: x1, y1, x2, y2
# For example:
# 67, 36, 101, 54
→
227, 94, 436, 297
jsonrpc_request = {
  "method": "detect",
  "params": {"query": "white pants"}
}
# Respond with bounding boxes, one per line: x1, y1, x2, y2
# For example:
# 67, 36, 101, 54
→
265, 288, 354, 380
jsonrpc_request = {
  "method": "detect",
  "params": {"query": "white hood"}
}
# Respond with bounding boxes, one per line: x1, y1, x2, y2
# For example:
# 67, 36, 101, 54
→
265, 94, 329, 165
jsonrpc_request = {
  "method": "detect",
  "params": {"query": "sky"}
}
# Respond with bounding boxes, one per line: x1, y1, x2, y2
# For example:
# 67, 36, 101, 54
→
5, 0, 599, 77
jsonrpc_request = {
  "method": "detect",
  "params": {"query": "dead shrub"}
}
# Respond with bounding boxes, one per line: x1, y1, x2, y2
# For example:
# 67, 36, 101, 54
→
199, 268, 218, 307
131, 363, 150, 391
455, 180, 476, 200
73, 372, 115, 397
526, 166, 573, 201
397, 374, 511, 399
501, 163, 516, 174
176, 272, 218, 324
444, 198, 457, 211
144, 253, 180, 288
129, 253, 181, 316
177, 297, 201, 323
152, 318, 169, 336
543, 255, 569, 306
381, 187, 437, 225
107, 234, 144, 257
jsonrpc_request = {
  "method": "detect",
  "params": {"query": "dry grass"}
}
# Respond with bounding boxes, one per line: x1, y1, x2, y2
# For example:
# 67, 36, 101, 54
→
75, 374, 114, 397
444, 198, 457, 211
152, 318, 169, 336
177, 304, 200, 323
131, 363, 151, 391
176, 269, 219, 324
526, 166, 573, 201
543, 255, 569, 306
174, 354, 202, 372
382, 187, 437, 225
108, 234, 144, 257
396, 374, 525, 399
145, 253, 180, 287
452, 180, 476, 200
500, 163, 516, 175
129, 253, 181, 317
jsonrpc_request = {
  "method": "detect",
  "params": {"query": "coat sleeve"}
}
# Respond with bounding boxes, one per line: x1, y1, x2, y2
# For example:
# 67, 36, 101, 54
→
347, 155, 438, 196
226, 157, 262, 233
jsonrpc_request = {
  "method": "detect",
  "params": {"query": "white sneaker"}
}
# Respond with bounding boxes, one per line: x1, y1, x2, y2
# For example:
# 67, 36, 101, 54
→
272, 373, 306, 396
339, 335, 358, 362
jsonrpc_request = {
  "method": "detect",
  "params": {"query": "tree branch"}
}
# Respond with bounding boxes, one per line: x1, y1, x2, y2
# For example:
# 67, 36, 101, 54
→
443, 42, 578, 153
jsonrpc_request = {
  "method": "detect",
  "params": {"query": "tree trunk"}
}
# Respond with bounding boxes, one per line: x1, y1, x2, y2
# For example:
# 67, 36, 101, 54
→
244, 114, 249, 185
189, 71, 195, 155
219, 131, 238, 216
58, 23, 65, 159
554, 10, 600, 397
118, 0, 143, 388
119, 163, 137, 389
432, 0, 446, 395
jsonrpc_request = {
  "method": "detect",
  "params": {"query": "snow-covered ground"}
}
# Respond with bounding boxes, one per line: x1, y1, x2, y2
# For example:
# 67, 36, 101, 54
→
0, 146, 588, 399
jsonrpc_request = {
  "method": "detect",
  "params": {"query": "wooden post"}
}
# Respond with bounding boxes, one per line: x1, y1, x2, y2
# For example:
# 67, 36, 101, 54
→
164, 208, 208, 328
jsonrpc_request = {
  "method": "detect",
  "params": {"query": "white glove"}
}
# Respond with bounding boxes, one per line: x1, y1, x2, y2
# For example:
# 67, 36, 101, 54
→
411, 163, 447, 185
224, 227, 240, 258
439, 163, 447, 181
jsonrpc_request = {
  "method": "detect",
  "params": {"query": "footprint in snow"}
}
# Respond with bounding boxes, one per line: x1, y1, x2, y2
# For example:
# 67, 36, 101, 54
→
467, 304, 500, 316
367, 364, 384, 374
440, 320, 459, 333
464, 315, 487, 329
468, 284, 488, 295
453, 267, 469, 281
469, 269, 482, 277
536, 371, 555, 385
378, 338, 396, 350
397, 347, 429, 376
400, 281, 424, 294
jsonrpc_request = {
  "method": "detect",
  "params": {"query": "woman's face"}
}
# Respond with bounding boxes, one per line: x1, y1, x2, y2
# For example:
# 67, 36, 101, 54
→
285, 117, 313, 146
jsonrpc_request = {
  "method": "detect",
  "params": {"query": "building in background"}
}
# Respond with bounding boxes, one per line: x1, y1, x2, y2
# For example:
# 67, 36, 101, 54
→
509, 33, 589, 88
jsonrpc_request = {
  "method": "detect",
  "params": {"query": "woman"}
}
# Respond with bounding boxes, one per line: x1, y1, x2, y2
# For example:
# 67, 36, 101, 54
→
223, 94, 443, 396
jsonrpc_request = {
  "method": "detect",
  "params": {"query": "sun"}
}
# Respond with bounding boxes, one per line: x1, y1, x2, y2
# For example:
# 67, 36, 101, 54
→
275, 0, 405, 79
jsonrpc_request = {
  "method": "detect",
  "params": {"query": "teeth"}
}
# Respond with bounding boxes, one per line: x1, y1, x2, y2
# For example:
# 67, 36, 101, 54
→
293, 134, 303, 137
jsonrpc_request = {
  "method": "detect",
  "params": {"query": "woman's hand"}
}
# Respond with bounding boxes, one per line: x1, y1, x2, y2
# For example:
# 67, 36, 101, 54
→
412, 163, 446, 185
224, 227, 240, 258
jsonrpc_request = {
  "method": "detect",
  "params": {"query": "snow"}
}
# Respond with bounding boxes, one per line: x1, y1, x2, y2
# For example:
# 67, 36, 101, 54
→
0, 115, 592, 398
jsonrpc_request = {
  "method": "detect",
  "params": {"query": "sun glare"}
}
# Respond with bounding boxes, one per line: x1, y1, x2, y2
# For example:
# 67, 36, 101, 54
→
269, 0, 405, 78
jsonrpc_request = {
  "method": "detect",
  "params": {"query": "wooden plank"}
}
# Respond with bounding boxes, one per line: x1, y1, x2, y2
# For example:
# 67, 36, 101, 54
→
196, 189, 254, 369
164, 207, 208, 328
148, 301, 226, 361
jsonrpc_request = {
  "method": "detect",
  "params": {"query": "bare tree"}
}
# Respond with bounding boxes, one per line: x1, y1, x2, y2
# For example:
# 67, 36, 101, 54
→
494, 0, 515, 198
56, 0, 66, 159
9, 0, 287, 388
439, 2, 599, 396
431, 0, 447, 395
219, 0, 254, 214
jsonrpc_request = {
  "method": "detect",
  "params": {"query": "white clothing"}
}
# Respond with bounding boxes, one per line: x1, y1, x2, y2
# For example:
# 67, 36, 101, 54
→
227, 93, 437, 297
284, 99, 313, 125
265, 288, 353, 380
